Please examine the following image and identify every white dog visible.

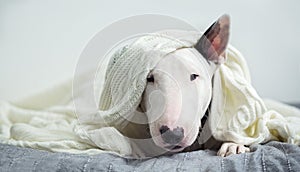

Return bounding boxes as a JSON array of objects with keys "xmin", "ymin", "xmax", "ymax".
[{"xmin": 118, "ymin": 14, "xmax": 250, "ymax": 157}]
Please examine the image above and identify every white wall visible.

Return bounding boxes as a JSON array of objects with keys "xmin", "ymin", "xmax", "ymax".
[{"xmin": 1, "ymin": 0, "xmax": 299, "ymax": 102}]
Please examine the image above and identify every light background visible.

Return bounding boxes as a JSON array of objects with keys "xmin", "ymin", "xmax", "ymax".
[{"xmin": 0, "ymin": 0, "xmax": 299, "ymax": 102}]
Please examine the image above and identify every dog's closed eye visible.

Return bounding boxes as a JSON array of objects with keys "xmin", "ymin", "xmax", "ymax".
[{"xmin": 190, "ymin": 74, "xmax": 199, "ymax": 81}]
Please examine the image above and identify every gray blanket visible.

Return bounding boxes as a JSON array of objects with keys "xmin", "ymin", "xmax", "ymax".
[{"xmin": 0, "ymin": 141, "xmax": 299, "ymax": 172}]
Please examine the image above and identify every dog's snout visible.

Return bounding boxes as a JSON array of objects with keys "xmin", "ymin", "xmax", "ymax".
[{"xmin": 159, "ymin": 125, "xmax": 184, "ymax": 145}]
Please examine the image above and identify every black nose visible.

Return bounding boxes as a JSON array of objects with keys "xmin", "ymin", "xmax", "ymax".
[{"xmin": 159, "ymin": 125, "xmax": 184, "ymax": 145}]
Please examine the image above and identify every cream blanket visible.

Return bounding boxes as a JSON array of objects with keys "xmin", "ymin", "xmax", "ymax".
[{"xmin": 0, "ymin": 31, "xmax": 299, "ymax": 156}]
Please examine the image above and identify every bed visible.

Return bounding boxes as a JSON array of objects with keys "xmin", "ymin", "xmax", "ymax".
[
  {"xmin": 0, "ymin": 104, "xmax": 299, "ymax": 172},
  {"xmin": 1, "ymin": 141, "xmax": 300, "ymax": 171}
]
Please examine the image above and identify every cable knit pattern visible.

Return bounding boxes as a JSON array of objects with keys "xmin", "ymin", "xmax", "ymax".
[{"xmin": 97, "ymin": 33, "xmax": 192, "ymax": 125}]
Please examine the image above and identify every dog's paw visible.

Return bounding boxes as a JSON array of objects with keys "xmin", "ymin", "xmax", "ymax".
[{"xmin": 217, "ymin": 142, "xmax": 250, "ymax": 157}]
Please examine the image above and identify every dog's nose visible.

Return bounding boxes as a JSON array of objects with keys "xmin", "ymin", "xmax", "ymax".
[{"xmin": 159, "ymin": 125, "xmax": 184, "ymax": 145}]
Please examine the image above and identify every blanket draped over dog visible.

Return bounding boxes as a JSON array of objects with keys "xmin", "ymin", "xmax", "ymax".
[{"xmin": 0, "ymin": 31, "xmax": 300, "ymax": 156}]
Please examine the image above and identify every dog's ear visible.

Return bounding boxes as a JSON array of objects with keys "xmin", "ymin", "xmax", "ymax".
[{"xmin": 195, "ymin": 14, "xmax": 230, "ymax": 64}]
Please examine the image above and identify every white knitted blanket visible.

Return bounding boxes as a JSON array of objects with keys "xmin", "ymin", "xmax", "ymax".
[{"xmin": 0, "ymin": 31, "xmax": 299, "ymax": 156}]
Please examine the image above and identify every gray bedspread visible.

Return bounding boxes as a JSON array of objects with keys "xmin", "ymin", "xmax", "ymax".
[{"xmin": 0, "ymin": 141, "xmax": 300, "ymax": 172}]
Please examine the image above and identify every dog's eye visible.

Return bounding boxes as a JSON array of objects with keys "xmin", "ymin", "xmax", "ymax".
[
  {"xmin": 190, "ymin": 74, "xmax": 199, "ymax": 81},
  {"xmin": 147, "ymin": 74, "xmax": 154, "ymax": 82}
]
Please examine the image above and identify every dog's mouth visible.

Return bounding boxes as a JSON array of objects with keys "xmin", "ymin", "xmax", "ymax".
[
  {"xmin": 164, "ymin": 145, "xmax": 184, "ymax": 152},
  {"xmin": 165, "ymin": 145, "xmax": 182, "ymax": 149}
]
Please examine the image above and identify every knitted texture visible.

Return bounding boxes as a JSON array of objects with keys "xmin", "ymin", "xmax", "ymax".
[
  {"xmin": 98, "ymin": 33, "xmax": 193, "ymax": 125},
  {"xmin": 95, "ymin": 31, "xmax": 300, "ymax": 147},
  {"xmin": 0, "ymin": 30, "xmax": 299, "ymax": 157}
]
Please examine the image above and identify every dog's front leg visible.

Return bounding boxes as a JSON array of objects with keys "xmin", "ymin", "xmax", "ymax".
[{"xmin": 217, "ymin": 142, "xmax": 250, "ymax": 157}]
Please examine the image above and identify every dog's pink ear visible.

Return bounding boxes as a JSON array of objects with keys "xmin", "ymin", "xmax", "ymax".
[{"xmin": 195, "ymin": 14, "xmax": 230, "ymax": 64}]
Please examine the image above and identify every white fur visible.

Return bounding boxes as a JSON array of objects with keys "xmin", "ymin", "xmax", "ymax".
[{"xmin": 142, "ymin": 48, "xmax": 212, "ymax": 151}]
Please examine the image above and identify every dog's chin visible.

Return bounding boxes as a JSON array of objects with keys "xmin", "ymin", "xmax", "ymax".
[
  {"xmin": 152, "ymin": 135, "xmax": 197, "ymax": 153},
  {"xmin": 152, "ymin": 138, "xmax": 186, "ymax": 152},
  {"xmin": 163, "ymin": 145, "xmax": 185, "ymax": 152},
  {"xmin": 154, "ymin": 142, "xmax": 189, "ymax": 153}
]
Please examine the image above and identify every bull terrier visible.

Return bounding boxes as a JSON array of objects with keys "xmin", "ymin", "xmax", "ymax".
[{"xmin": 118, "ymin": 14, "xmax": 250, "ymax": 158}]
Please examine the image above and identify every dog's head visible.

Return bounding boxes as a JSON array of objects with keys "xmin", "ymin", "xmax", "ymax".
[{"xmin": 140, "ymin": 15, "xmax": 230, "ymax": 152}]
